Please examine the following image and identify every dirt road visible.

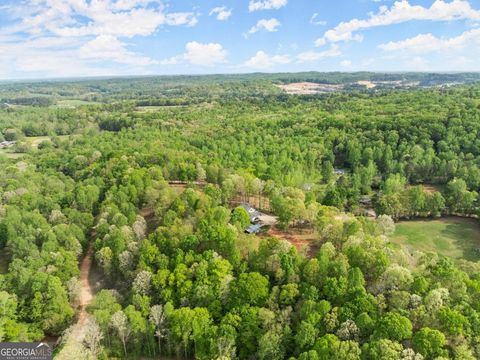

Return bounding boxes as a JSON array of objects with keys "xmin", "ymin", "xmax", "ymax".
[
  {"xmin": 78, "ymin": 244, "xmax": 94, "ymax": 327},
  {"xmin": 55, "ymin": 244, "xmax": 95, "ymax": 359}
]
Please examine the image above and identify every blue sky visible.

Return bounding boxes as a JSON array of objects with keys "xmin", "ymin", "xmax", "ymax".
[{"xmin": 1, "ymin": 0, "xmax": 480, "ymax": 79}]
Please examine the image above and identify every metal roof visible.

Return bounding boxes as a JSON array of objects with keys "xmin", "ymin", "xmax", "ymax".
[{"xmin": 245, "ymin": 224, "xmax": 263, "ymax": 234}]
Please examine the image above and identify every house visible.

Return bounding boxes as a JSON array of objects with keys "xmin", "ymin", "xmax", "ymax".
[{"xmin": 240, "ymin": 203, "xmax": 261, "ymax": 223}]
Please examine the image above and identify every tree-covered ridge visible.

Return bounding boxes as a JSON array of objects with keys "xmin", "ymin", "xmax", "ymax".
[
  {"xmin": 2, "ymin": 72, "xmax": 480, "ymax": 105},
  {"xmin": 0, "ymin": 76, "xmax": 480, "ymax": 359}
]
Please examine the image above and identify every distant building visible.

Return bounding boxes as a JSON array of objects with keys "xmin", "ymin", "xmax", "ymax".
[{"xmin": 0, "ymin": 141, "xmax": 15, "ymax": 149}]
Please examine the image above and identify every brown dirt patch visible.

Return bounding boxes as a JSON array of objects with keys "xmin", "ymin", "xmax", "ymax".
[
  {"xmin": 423, "ymin": 184, "xmax": 439, "ymax": 193},
  {"xmin": 264, "ymin": 226, "xmax": 319, "ymax": 257}
]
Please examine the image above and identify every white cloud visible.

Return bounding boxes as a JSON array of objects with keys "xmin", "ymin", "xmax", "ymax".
[
  {"xmin": 159, "ymin": 56, "xmax": 181, "ymax": 66},
  {"xmin": 340, "ymin": 59, "xmax": 352, "ymax": 67},
  {"xmin": 209, "ymin": 6, "xmax": 233, "ymax": 21},
  {"xmin": 315, "ymin": 0, "xmax": 480, "ymax": 46},
  {"xmin": 161, "ymin": 42, "xmax": 228, "ymax": 67},
  {"xmin": 79, "ymin": 35, "xmax": 157, "ymax": 66},
  {"xmin": 15, "ymin": 0, "xmax": 198, "ymax": 38},
  {"xmin": 0, "ymin": 0, "xmax": 202, "ymax": 78},
  {"xmin": 247, "ymin": 18, "xmax": 281, "ymax": 35},
  {"xmin": 310, "ymin": 13, "xmax": 327, "ymax": 26},
  {"xmin": 249, "ymin": 0, "xmax": 287, "ymax": 12},
  {"xmin": 244, "ymin": 51, "xmax": 290, "ymax": 69},
  {"xmin": 379, "ymin": 28, "xmax": 480, "ymax": 53},
  {"xmin": 296, "ymin": 45, "xmax": 342, "ymax": 62},
  {"xmin": 184, "ymin": 42, "xmax": 227, "ymax": 66},
  {"xmin": 0, "ymin": 35, "xmax": 134, "ymax": 78}
]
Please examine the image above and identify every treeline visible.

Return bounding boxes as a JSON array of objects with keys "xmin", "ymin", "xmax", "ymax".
[
  {"xmin": 136, "ymin": 98, "xmax": 200, "ymax": 107},
  {"xmin": 1, "ymin": 96, "xmax": 55, "ymax": 107},
  {"xmin": 0, "ymin": 106, "xmax": 94, "ymax": 139}
]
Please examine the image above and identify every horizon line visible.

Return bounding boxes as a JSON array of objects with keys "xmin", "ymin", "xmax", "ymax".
[{"xmin": 2, "ymin": 70, "xmax": 480, "ymax": 84}]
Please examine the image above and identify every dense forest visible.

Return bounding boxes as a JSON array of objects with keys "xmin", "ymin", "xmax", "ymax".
[{"xmin": 1, "ymin": 74, "xmax": 480, "ymax": 359}]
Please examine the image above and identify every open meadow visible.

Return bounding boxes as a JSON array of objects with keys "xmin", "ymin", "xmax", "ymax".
[{"xmin": 391, "ymin": 217, "xmax": 480, "ymax": 262}]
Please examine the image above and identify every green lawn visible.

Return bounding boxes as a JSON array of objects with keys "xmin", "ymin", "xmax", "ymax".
[{"xmin": 391, "ymin": 217, "xmax": 480, "ymax": 262}]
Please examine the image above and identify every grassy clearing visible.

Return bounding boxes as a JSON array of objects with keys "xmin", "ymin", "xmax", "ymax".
[
  {"xmin": 0, "ymin": 148, "xmax": 24, "ymax": 159},
  {"xmin": 391, "ymin": 217, "xmax": 480, "ymax": 262},
  {"xmin": 26, "ymin": 134, "xmax": 74, "ymax": 148},
  {"xmin": 135, "ymin": 105, "xmax": 188, "ymax": 113},
  {"xmin": 26, "ymin": 135, "xmax": 52, "ymax": 148},
  {"xmin": 54, "ymin": 99, "xmax": 101, "ymax": 108},
  {"xmin": 0, "ymin": 135, "xmax": 76, "ymax": 158}
]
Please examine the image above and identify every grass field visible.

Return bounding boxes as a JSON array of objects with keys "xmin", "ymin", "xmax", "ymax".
[
  {"xmin": 25, "ymin": 134, "xmax": 74, "ymax": 148},
  {"xmin": 0, "ymin": 148, "xmax": 24, "ymax": 159},
  {"xmin": 54, "ymin": 99, "xmax": 100, "ymax": 108},
  {"xmin": 391, "ymin": 217, "xmax": 480, "ymax": 262}
]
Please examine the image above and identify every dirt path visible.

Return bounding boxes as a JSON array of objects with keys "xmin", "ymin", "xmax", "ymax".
[
  {"xmin": 55, "ymin": 245, "xmax": 95, "ymax": 359},
  {"xmin": 78, "ymin": 244, "xmax": 94, "ymax": 327}
]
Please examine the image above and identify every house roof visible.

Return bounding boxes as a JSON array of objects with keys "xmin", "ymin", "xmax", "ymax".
[
  {"xmin": 245, "ymin": 224, "xmax": 263, "ymax": 234},
  {"xmin": 240, "ymin": 203, "xmax": 261, "ymax": 220}
]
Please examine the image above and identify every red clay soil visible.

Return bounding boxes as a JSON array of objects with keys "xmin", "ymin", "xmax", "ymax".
[{"xmin": 265, "ymin": 227, "xmax": 319, "ymax": 257}]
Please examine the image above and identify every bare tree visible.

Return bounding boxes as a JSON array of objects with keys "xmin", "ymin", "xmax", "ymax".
[
  {"xmin": 149, "ymin": 305, "xmax": 167, "ymax": 358},
  {"xmin": 132, "ymin": 270, "xmax": 152, "ymax": 295},
  {"xmin": 132, "ymin": 215, "xmax": 147, "ymax": 241},
  {"xmin": 66, "ymin": 277, "xmax": 81, "ymax": 310},
  {"xmin": 84, "ymin": 319, "xmax": 104, "ymax": 358},
  {"xmin": 216, "ymin": 336, "xmax": 236, "ymax": 360},
  {"xmin": 110, "ymin": 310, "xmax": 131, "ymax": 356}
]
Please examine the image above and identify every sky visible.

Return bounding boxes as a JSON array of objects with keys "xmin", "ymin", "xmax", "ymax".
[{"xmin": 1, "ymin": 0, "xmax": 480, "ymax": 79}]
